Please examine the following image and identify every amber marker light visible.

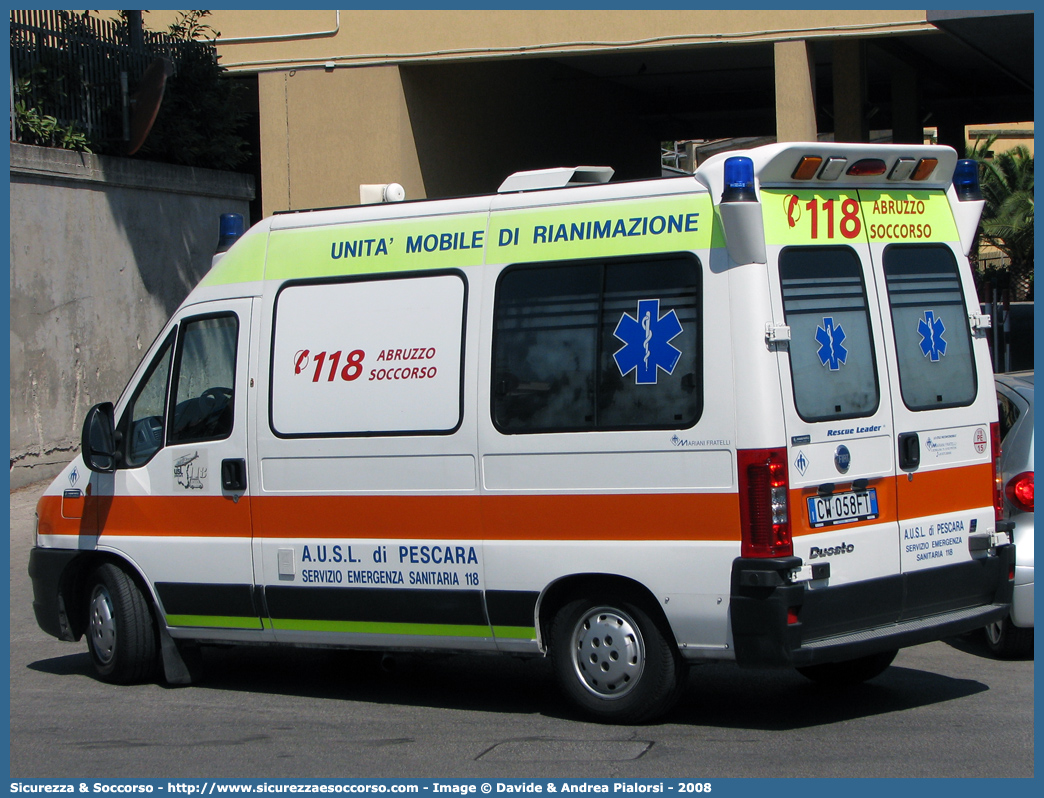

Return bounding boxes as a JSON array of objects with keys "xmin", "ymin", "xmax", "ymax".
[
  {"xmin": 911, "ymin": 158, "xmax": 939, "ymax": 181},
  {"xmin": 791, "ymin": 156, "xmax": 823, "ymax": 180}
]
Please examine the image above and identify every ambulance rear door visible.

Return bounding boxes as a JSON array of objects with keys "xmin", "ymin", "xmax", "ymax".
[
  {"xmin": 761, "ymin": 188, "xmax": 903, "ymax": 603},
  {"xmin": 860, "ymin": 187, "xmax": 996, "ymax": 576}
]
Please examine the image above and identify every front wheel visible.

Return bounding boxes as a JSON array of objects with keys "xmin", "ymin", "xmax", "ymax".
[
  {"xmin": 796, "ymin": 649, "xmax": 897, "ymax": 686},
  {"xmin": 85, "ymin": 563, "xmax": 158, "ymax": 683},
  {"xmin": 549, "ymin": 596, "xmax": 686, "ymax": 723}
]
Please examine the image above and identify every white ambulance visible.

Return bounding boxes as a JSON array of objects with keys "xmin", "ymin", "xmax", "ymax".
[{"xmin": 31, "ymin": 142, "xmax": 1015, "ymax": 723}]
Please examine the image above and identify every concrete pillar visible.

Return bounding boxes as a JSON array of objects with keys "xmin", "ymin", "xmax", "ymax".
[
  {"xmin": 774, "ymin": 40, "xmax": 818, "ymax": 142},
  {"xmin": 891, "ymin": 63, "xmax": 921, "ymax": 144},
  {"xmin": 833, "ymin": 40, "xmax": 868, "ymax": 142}
]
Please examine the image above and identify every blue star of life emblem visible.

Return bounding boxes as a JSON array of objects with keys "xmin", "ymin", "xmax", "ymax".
[
  {"xmin": 815, "ymin": 316, "xmax": 848, "ymax": 371},
  {"xmin": 612, "ymin": 299, "xmax": 684, "ymax": 384},
  {"xmin": 918, "ymin": 310, "xmax": 947, "ymax": 361}
]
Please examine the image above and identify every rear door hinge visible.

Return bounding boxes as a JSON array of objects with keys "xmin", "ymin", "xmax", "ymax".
[{"xmin": 765, "ymin": 322, "xmax": 791, "ymax": 343}]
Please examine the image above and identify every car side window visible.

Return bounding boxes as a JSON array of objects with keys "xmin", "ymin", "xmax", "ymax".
[{"xmin": 997, "ymin": 392, "xmax": 1020, "ymax": 441}]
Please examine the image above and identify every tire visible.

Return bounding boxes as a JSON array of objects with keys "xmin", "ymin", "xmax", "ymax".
[
  {"xmin": 984, "ymin": 616, "xmax": 1034, "ymax": 659},
  {"xmin": 549, "ymin": 596, "xmax": 686, "ymax": 724},
  {"xmin": 797, "ymin": 649, "xmax": 897, "ymax": 686},
  {"xmin": 85, "ymin": 563, "xmax": 158, "ymax": 684}
]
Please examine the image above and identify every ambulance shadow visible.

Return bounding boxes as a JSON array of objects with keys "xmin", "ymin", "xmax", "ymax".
[
  {"xmin": 943, "ymin": 630, "xmax": 1034, "ymax": 661},
  {"xmin": 178, "ymin": 645, "xmax": 564, "ymax": 717},
  {"xmin": 28, "ymin": 645, "xmax": 988, "ymax": 729},
  {"xmin": 667, "ymin": 660, "xmax": 988, "ymax": 730},
  {"xmin": 28, "ymin": 645, "xmax": 559, "ymax": 715},
  {"xmin": 28, "ymin": 651, "xmax": 94, "ymax": 677}
]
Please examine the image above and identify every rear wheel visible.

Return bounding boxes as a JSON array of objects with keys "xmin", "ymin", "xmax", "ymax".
[
  {"xmin": 85, "ymin": 563, "xmax": 158, "ymax": 683},
  {"xmin": 984, "ymin": 616, "xmax": 1034, "ymax": 658},
  {"xmin": 549, "ymin": 596, "xmax": 686, "ymax": 723},
  {"xmin": 797, "ymin": 649, "xmax": 897, "ymax": 686}
]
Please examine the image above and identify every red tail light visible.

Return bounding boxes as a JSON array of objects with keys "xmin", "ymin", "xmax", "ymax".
[
  {"xmin": 737, "ymin": 447, "xmax": 792, "ymax": 558},
  {"xmin": 1005, "ymin": 471, "xmax": 1034, "ymax": 512},
  {"xmin": 991, "ymin": 422, "xmax": 1004, "ymax": 522}
]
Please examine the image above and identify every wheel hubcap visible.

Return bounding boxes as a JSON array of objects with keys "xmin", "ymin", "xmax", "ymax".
[
  {"xmin": 89, "ymin": 584, "xmax": 116, "ymax": 665},
  {"xmin": 985, "ymin": 620, "xmax": 1004, "ymax": 646},
  {"xmin": 571, "ymin": 607, "xmax": 644, "ymax": 699}
]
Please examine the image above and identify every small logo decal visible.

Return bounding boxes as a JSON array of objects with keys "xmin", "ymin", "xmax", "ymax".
[
  {"xmin": 816, "ymin": 317, "xmax": 848, "ymax": 370},
  {"xmin": 173, "ymin": 451, "xmax": 207, "ymax": 490},
  {"xmin": 794, "ymin": 451, "xmax": 809, "ymax": 476},
  {"xmin": 613, "ymin": 299, "xmax": 684, "ymax": 385},
  {"xmin": 973, "ymin": 427, "xmax": 988, "ymax": 454},
  {"xmin": 68, "ymin": 467, "xmax": 79, "ymax": 487},
  {"xmin": 918, "ymin": 310, "xmax": 947, "ymax": 361},
  {"xmin": 834, "ymin": 445, "xmax": 851, "ymax": 474}
]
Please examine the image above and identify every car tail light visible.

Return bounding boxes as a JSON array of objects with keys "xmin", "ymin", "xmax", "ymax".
[
  {"xmin": 737, "ymin": 447, "xmax": 792, "ymax": 558},
  {"xmin": 1005, "ymin": 471, "xmax": 1034, "ymax": 512},
  {"xmin": 991, "ymin": 422, "xmax": 1004, "ymax": 522}
]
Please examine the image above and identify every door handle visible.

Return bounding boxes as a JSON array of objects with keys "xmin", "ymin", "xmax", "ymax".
[
  {"xmin": 898, "ymin": 432, "xmax": 920, "ymax": 472},
  {"xmin": 221, "ymin": 458, "xmax": 247, "ymax": 491}
]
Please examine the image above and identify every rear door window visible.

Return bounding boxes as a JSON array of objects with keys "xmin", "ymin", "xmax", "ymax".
[
  {"xmin": 882, "ymin": 244, "xmax": 976, "ymax": 410},
  {"xmin": 779, "ymin": 246, "xmax": 879, "ymax": 422}
]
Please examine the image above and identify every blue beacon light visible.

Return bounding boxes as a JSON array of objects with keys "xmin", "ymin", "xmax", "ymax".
[
  {"xmin": 217, "ymin": 212, "xmax": 246, "ymax": 253},
  {"xmin": 722, "ymin": 156, "xmax": 757, "ymax": 202},
  {"xmin": 952, "ymin": 159, "xmax": 983, "ymax": 202}
]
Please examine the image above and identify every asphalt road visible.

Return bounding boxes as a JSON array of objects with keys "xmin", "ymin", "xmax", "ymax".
[{"xmin": 9, "ymin": 480, "xmax": 1034, "ymax": 779}]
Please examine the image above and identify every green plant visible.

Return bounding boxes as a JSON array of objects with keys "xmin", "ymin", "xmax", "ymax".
[
  {"xmin": 966, "ymin": 135, "xmax": 1034, "ymax": 296},
  {"xmin": 12, "ymin": 72, "xmax": 92, "ymax": 152}
]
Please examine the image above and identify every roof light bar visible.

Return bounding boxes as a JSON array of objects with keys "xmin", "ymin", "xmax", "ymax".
[
  {"xmin": 791, "ymin": 156, "xmax": 823, "ymax": 180},
  {"xmin": 847, "ymin": 159, "xmax": 887, "ymax": 177}
]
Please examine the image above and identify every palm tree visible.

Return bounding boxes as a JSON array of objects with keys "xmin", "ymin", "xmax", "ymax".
[{"xmin": 966, "ymin": 135, "xmax": 1034, "ymax": 297}]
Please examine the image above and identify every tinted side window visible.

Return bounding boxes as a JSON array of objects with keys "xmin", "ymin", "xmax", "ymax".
[
  {"xmin": 493, "ymin": 254, "xmax": 701, "ymax": 433},
  {"xmin": 779, "ymin": 246, "xmax": 879, "ymax": 422},
  {"xmin": 168, "ymin": 314, "xmax": 238, "ymax": 445},
  {"xmin": 883, "ymin": 245, "xmax": 976, "ymax": 410}
]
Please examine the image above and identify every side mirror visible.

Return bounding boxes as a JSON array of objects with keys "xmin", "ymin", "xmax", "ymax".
[{"xmin": 81, "ymin": 402, "xmax": 119, "ymax": 473}]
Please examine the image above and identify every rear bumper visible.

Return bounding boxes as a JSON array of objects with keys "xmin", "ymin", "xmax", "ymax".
[{"xmin": 730, "ymin": 545, "xmax": 1015, "ymax": 668}]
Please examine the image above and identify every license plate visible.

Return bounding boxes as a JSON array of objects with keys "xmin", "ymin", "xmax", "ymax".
[{"xmin": 807, "ymin": 489, "xmax": 879, "ymax": 528}]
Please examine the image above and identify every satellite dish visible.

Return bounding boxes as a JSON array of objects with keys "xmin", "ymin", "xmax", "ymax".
[{"xmin": 127, "ymin": 57, "xmax": 174, "ymax": 155}]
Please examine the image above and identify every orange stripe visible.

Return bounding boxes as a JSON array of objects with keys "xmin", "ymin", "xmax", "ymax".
[
  {"xmin": 39, "ymin": 492, "xmax": 740, "ymax": 542},
  {"xmin": 37, "ymin": 494, "xmax": 252, "ymax": 538},
  {"xmin": 896, "ymin": 462, "xmax": 993, "ymax": 519}
]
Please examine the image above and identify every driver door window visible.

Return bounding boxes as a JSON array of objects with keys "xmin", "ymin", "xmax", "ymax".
[
  {"xmin": 168, "ymin": 314, "xmax": 239, "ymax": 445},
  {"xmin": 124, "ymin": 331, "xmax": 175, "ymax": 467}
]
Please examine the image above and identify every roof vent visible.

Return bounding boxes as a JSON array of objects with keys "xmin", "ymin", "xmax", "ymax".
[{"xmin": 497, "ymin": 166, "xmax": 614, "ymax": 193}]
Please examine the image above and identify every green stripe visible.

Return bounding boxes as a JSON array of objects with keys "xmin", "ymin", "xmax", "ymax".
[
  {"xmin": 166, "ymin": 614, "xmax": 263, "ymax": 629},
  {"xmin": 198, "ymin": 228, "xmax": 268, "ymax": 287},
  {"xmin": 168, "ymin": 615, "xmax": 534, "ymax": 640},
  {"xmin": 492, "ymin": 626, "xmax": 536, "ymax": 640},
  {"xmin": 271, "ymin": 619, "xmax": 492, "ymax": 637}
]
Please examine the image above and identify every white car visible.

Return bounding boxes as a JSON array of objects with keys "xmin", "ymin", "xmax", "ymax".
[{"xmin": 988, "ymin": 371, "xmax": 1034, "ymax": 657}]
